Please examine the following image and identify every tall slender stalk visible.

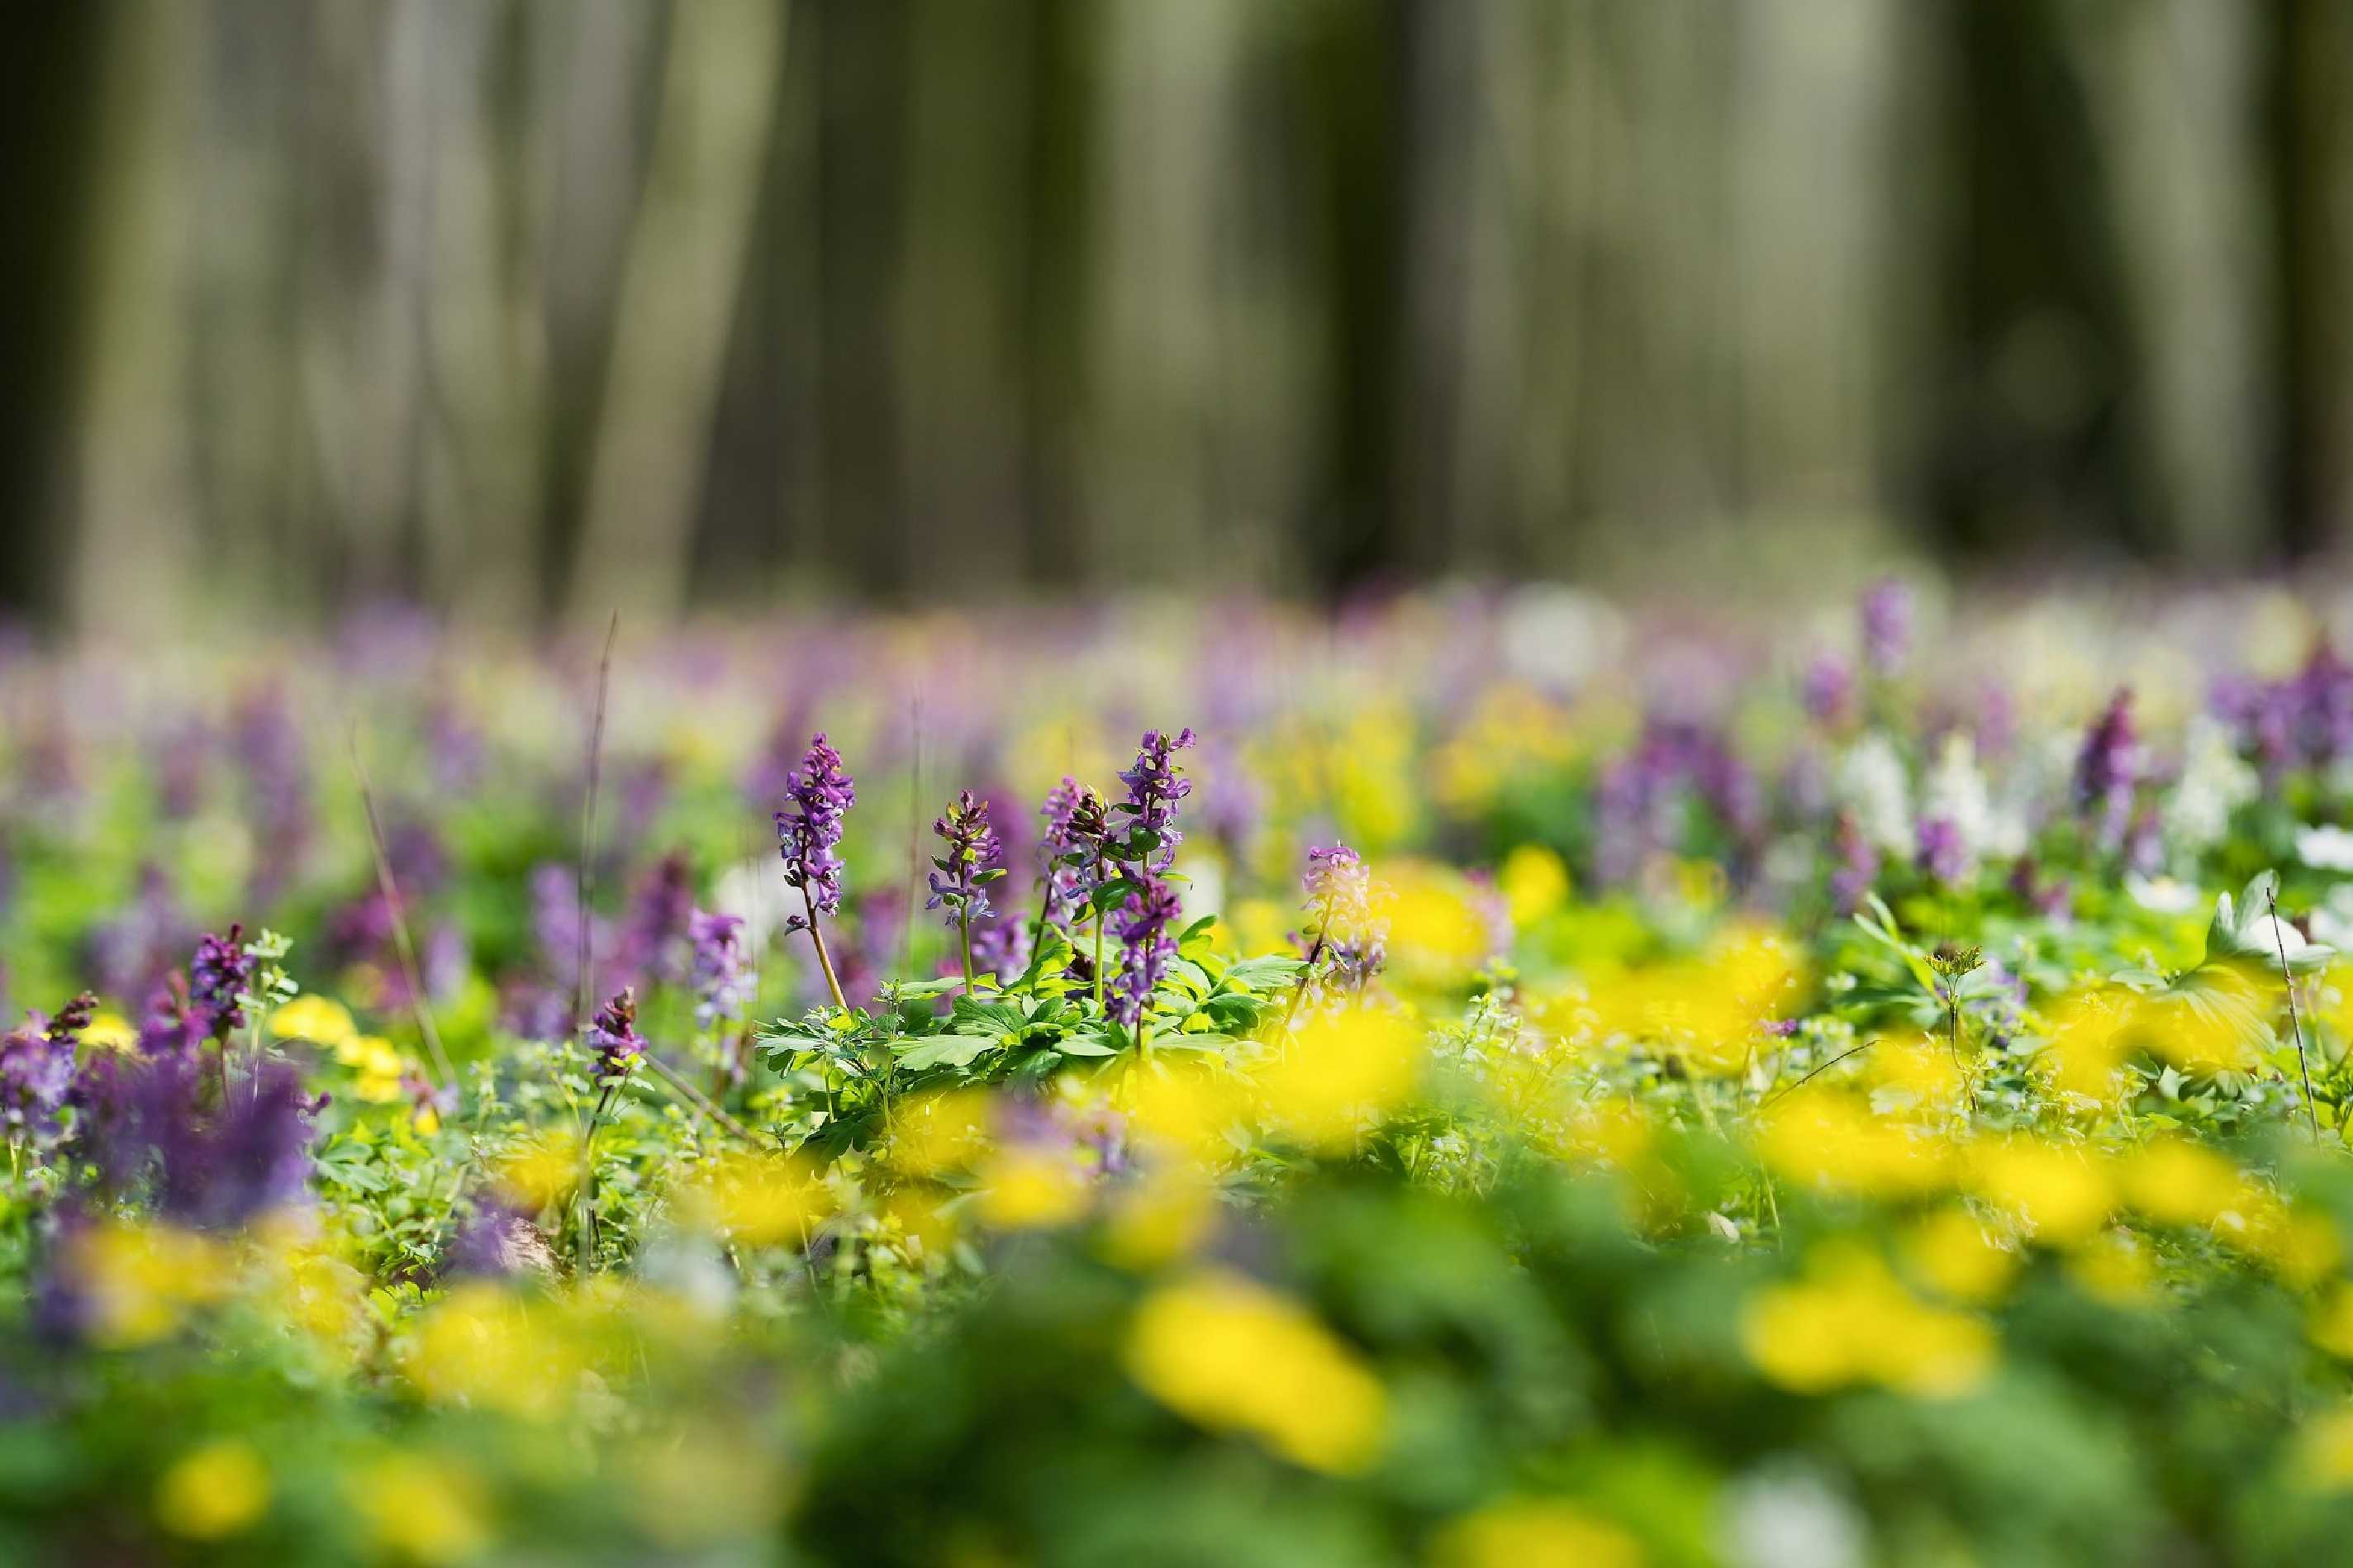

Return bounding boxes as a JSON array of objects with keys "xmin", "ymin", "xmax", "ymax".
[
  {"xmin": 576, "ymin": 612, "xmax": 620, "ymax": 1033},
  {"xmin": 2269, "ymin": 885, "xmax": 2323, "ymax": 1143}
]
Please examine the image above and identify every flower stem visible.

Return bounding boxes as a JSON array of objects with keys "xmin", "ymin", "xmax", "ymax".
[
  {"xmin": 802, "ymin": 889, "xmax": 849, "ymax": 1012},
  {"xmin": 2269, "ymin": 885, "xmax": 2323, "ymax": 1144}
]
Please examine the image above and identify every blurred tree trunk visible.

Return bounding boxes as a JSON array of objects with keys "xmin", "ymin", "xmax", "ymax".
[
  {"xmin": 2265, "ymin": 0, "xmax": 2353, "ymax": 558},
  {"xmin": 568, "ymin": 0, "xmax": 782, "ymax": 622}
]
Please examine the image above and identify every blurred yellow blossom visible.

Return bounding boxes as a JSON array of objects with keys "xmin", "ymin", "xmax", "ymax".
[
  {"xmin": 1255, "ymin": 1007, "xmax": 1421, "ymax": 1152},
  {"xmin": 81, "ymin": 1010, "xmax": 138, "ymax": 1050},
  {"xmin": 677, "ymin": 1151, "xmax": 831, "ymax": 1247},
  {"xmin": 156, "ymin": 1440, "xmax": 270, "ymax": 1540},
  {"xmin": 404, "ymin": 1283, "xmax": 582, "ymax": 1422},
  {"xmin": 1100, "ymin": 1169, "xmax": 1218, "ymax": 1271},
  {"xmin": 2120, "ymin": 1138, "xmax": 2246, "ymax": 1228},
  {"xmin": 494, "ymin": 1131, "xmax": 584, "ymax": 1211},
  {"xmin": 271, "ymin": 994, "xmax": 358, "ymax": 1048},
  {"xmin": 345, "ymin": 1453, "xmax": 490, "ymax": 1564},
  {"xmin": 888, "ymin": 1088, "xmax": 994, "ymax": 1177},
  {"xmin": 1902, "ymin": 1207, "xmax": 2018, "ymax": 1304},
  {"xmin": 1743, "ymin": 1244, "xmax": 1994, "ymax": 1398},
  {"xmin": 2295, "ymin": 1406, "xmax": 2353, "ymax": 1492},
  {"xmin": 69, "ymin": 1220, "xmax": 231, "ymax": 1348},
  {"xmin": 2068, "ymin": 1231, "xmax": 2156, "ymax": 1306},
  {"xmin": 1125, "ymin": 1269, "xmax": 1387, "ymax": 1474},
  {"xmin": 976, "ymin": 1147, "xmax": 1091, "ymax": 1230},
  {"xmin": 1497, "ymin": 844, "xmax": 1571, "ymax": 929},
  {"xmin": 1757, "ymin": 1087, "xmax": 1949, "ymax": 1199},
  {"xmin": 1969, "ymin": 1138, "xmax": 2113, "ymax": 1245},
  {"xmin": 1432, "ymin": 1499, "xmax": 1644, "ymax": 1568}
]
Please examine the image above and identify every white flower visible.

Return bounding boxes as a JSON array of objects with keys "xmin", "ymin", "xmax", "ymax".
[
  {"xmin": 1833, "ymin": 733, "xmax": 1913, "ymax": 857},
  {"xmin": 2169, "ymin": 716, "xmax": 2256, "ymax": 858},
  {"xmin": 2298, "ymin": 824, "xmax": 2353, "ymax": 873},
  {"xmin": 1918, "ymin": 734, "xmax": 1992, "ymax": 877},
  {"xmin": 2127, "ymin": 875, "xmax": 2201, "ymax": 915}
]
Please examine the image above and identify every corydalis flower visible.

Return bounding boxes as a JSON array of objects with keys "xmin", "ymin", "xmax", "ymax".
[
  {"xmin": 2075, "ymin": 688, "xmax": 2140, "ymax": 853},
  {"xmin": 188, "ymin": 926, "xmax": 251, "ymax": 1038},
  {"xmin": 1114, "ymin": 729, "xmax": 1196, "ymax": 874},
  {"xmin": 688, "ymin": 910, "xmax": 749, "ymax": 1029},
  {"xmin": 774, "ymin": 734, "xmax": 855, "ymax": 931},
  {"xmin": 927, "ymin": 791, "xmax": 1005, "ymax": 927},
  {"xmin": 1860, "ymin": 577, "xmax": 1913, "ymax": 678},
  {"xmin": 1304, "ymin": 844, "xmax": 1386, "ymax": 986},
  {"xmin": 0, "ymin": 991, "xmax": 93, "ymax": 1137},
  {"xmin": 1038, "ymin": 777, "xmax": 1110, "ymax": 930},
  {"xmin": 1110, "ymin": 876, "xmax": 1183, "ymax": 1026},
  {"xmin": 585, "ymin": 988, "xmax": 643, "ymax": 1087}
]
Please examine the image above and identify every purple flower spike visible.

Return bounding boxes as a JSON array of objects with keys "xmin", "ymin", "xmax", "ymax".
[
  {"xmin": 1038, "ymin": 777, "xmax": 1110, "ymax": 931},
  {"xmin": 1110, "ymin": 876, "xmax": 1184, "ymax": 1025},
  {"xmin": 188, "ymin": 926, "xmax": 253, "ymax": 1038},
  {"xmin": 1114, "ymin": 728, "xmax": 1196, "ymax": 873},
  {"xmin": 927, "ymin": 791, "xmax": 1005, "ymax": 928},
  {"xmin": 2074, "ymin": 688, "xmax": 2140, "ymax": 853},
  {"xmin": 1859, "ymin": 577, "xmax": 1913, "ymax": 679},
  {"xmin": 585, "ymin": 988, "xmax": 643, "ymax": 1087},
  {"xmin": 688, "ymin": 910, "xmax": 749, "ymax": 1029},
  {"xmin": 774, "ymin": 734, "xmax": 855, "ymax": 930}
]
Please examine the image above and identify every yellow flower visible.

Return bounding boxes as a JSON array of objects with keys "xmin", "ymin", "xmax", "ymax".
[
  {"xmin": 1497, "ymin": 845, "xmax": 1571, "ymax": 930},
  {"xmin": 1743, "ymin": 1245, "xmax": 1994, "ymax": 1399},
  {"xmin": 1125, "ymin": 1270, "xmax": 1387, "ymax": 1474},
  {"xmin": 1121, "ymin": 1066, "xmax": 1248, "ymax": 1167},
  {"xmin": 1432, "ymin": 1499, "xmax": 1644, "ymax": 1568},
  {"xmin": 677, "ymin": 1151, "xmax": 831, "ymax": 1248},
  {"xmin": 1757, "ymin": 1088, "xmax": 1949, "ymax": 1199},
  {"xmin": 1254, "ymin": 1008, "xmax": 1421, "ymax": 1152},
  {"xmin": 887, "ymin": 1088, "xmax": 993, "ymax": 1177},
  {"xmin": 493, "ymin": 1131, "xmax": 583, "ymax": 1211},
  {"xmin": 404, "ymin": 1283, "xmax": 580, "ymax": 1421},
  {"xmin": 81, "ymin": 1010, "xmax": 138, "ymax": 1051},
  {"xmin": 1902, "ymin": 1208, "xmax": 2018, "ymax": 1304},
  {"xmin": 1100, "ymin": 1169, "xmax": 1218, "ymax": 1271},
  {"xmin": 271, "ymin": 994, "xmax": 358, "ymax": 1049},
  {"xmin": 70, "ymin": 1220, "xmax": 231, "ymax": 1348},
  {"xmin": 2120, "ymin": 1138, "xmax": 2245, "ymax": 1228},
  {"xmin": 345, "ymin": 1454, "xmax": 490, "ymax": 1564},
  {"xmin": 156, "ymin": 1440, "xmax": 270, "ymax": 1540},
  {"xmin": 976, "ymin": 1147, "xmax": 1091, "ymax": 1231},
  {"xmin": 2068, "ymin": 1231, "xmax": 2155, "ymax": 1307},
  {"xmin": 2296, "ymin": 1406, "xmax": 2353, "ymax": 1492},
  {"xmin": 1969, "ymin": 1138, "xmax": 2113, "ymax": 1246},
  {"xmin": 2309, "ymin": 1285, "xmax": 2353, "ymax": 1360}
]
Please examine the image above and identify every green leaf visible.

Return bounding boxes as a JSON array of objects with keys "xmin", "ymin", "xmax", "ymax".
[
  {"xmin": 1220, "ymin": 955, "xmax": 1307, "ymax": 994},
  {"xmin": 1054, "ymin": 1035, "xmax": 1119, "ymax": 1057},
  {"xmin": 891, "ymin": 1034, "xmax": 999, "ymax": 1071}
]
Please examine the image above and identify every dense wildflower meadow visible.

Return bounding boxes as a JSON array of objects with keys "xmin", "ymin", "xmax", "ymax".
[{"xmin": 16, "ymin": 582, "xmax": 2353, "ymax": 1564}]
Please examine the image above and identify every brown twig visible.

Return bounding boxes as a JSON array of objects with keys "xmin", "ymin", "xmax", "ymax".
[{"xmin": 347, "ymin": 730, "xmax": 456, "ymax": 1089}]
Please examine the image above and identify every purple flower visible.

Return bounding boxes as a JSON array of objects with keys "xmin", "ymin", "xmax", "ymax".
[
  {"xmin": 0, "ymin": 992, "xmax": 91, "ymax": 1138},
  {"xmin": 188, "ymin": 926, "xmax": 252, "ymax": 1038},
  {"xmin": 1038, "ymin": 777, "xmax": 1110, "ymax": 931},
  {"xmin": 1860, "ymin": 577, "xmax": 1913, "ymax": 678},
  {"xmin": 968, "ymin": 917, "xmax": 1032, "ymax": 981},
  {"xmin": 1303, "ymin": 843, "xmax": 1388, "ymax": 986},
  {"xmin": 927, "ymin": 791, "xmax": 1005, "ymax": 927},
  {"xmin": 624, "ymin": 852, "xmax": 696, "ymax": 988},
  {"xmin": 774, "ymin": 734, "xmax": 855, "ymax": 929},
  {"xmin": 1916, "ymin": 817, "xmax": 1968, "ymax": 889},
  {"xmin": 2074, "ymin": 688, "xmax": 2140, "ymax": 853},
  {"xmin": 1801, "ymin": 655, "xmax": 1853, "ymax": 725},
  {"xmin": 1109, "ymin": 876, "xmax": 1183, "ymax": 1026},
  {"xmin": 1113, "ymin": 728, "xmax": 1196, "ymax": 874},
  {"xmin": 74, "ymin": 1053, "xmax": 325, "ymax": 1228},
  {"xmin": 585, "ymin": 988, "xmax": 643, "ymax": 1087},
  {"xmin": 688, "ymin": 910, "xmax": 749, "ymax": 1029},
  {"xmin": 1828, "ymin": 812, "xmax": 1879, "ymax": 915}
]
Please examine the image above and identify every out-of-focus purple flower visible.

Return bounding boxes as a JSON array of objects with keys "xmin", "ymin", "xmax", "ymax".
[
  {"xmin": 927, "ymin": 791, "xmax": 1005, "ymax": 928},
  {"xmin": 87, "ymin": 862, "xmax": 187, "ymax": 1005},
  {"xmin": 74, "ymin": 1053, "xmax": 325, "ymax": 1228},
  {"xmin": 1595, "ymin": 719, "xmax": 1761, "ymax": 886},
  {"xmin": 0, "ymin": 992, "xmax": 91, "ymax": 1138},
  {"xmin": 774, "ymin": 734, "xmax": 855, "ymax": 929},
  {"xmin": 188, "ymin": 926, "xmax": 252, "ymax": 1038},
  {"xmin": 1038, "ymin": 777, "xmax": 1110, "ymax": 931},
  {"xmin": 150, "ymin": 717, "xmax": 212, "ymax": 821},
  {"xmin": 231, "ymin": 685, "xmax": 312, "ymax": 907},
  {"xmin": 585, "ymin": 988, "xmax": 643, "ymax": 1088},
  {"xmin": 2008, "ymin": 856, "xmax": 2074, "ymax": 919},
  {"xmin": 969, "ymin": 917, "xmax": 1032, "ymax": 981},
  {"xmin": 688, "ymin": 910, "xmax": 749, "ymax": 1029},
  {"xmin": 624, "ymin": 852, "xmax": 696, "ymax": 988},
  {"xmin": 1860, "ymin": 577, "xmax": 1913, "ymax": 679},
  {"xmin": 2074, "ymin": 687, "xmax": 2140, "ymax": 853},
  {"xmin": 136, "ymin": 982, "xmax": 197, "ymax": 1062},
  {"xmin": 1828, "ymin": 812, "xmax": 1879, "ymax": 915},
  {"xmin": 1109, "ymin": 876, "xmax": 1183, "ymax": 1026},
  {"xmin": 1114, "ymin": 729, "xmax": 1196, "ymax": 874},
  {"xmin": 1302, "ymin": 843, "xmax": 1388, "ymax": 985},
  {"xmin": 1916, "ymin": 816, "xmax": 1969, "ymax": 888},
  {"xmin": 444, "ymin": 1198, "xmax": 553, "ymax": 1281},
  {"xmin": 1801, "ymin": 655, "xmax": 1852, "ymax": 725}
]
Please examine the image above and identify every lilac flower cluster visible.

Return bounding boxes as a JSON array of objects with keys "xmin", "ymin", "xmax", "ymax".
[
  {"xmin": 1594, "ymin": 720, "xmax": 1761, "ymax": 886},
  {"xmin": 1113, "ymin": 728, "xmax": 1195, "ymax": 873},
  {"xmin": 1109, "ymin": 877, "xmax": 1183, "ymax": 1026},
  {"xmin": 2074, "ymin": 687, "xmax": 2141, "ymax": 853},
  {"xmin": 1860, "ymin": 577, "xmax": 1913, "ymax": 678},
  {"xmin": 585, "ymin": 988, "xmax": 643, "ymax": 1087},
  {"xmin": 1037, "ymin": 777, "xmax": 1110, "ymax": 930},
  {"xmin": 1828, "ymin": 811, "xmax": 1879, "ymax": 914},
  {"xmin": 2214, "ymin": 642, "xmax": 2353, "ymax": 780},
  {"xmin": 1303, "ymin": 843, "xmax": 1386, "ymax": 986},
  {"xmin": 0, "ymin": 992, "xmax": 93, "ymax": 1138},
  {"xmin": 927, "ymin": 791, "xmax": 1005, "ymax": 927},
  {"xmin": 775, "ymin": 734, "xmax": 855, "ymax": 930},
  {"xmin": 688, "ymin": 910, "xmax": 749, "ymax": 1029},
  {"xmin": 188, "ymin": 925, "xmax": 252, "ymax": 1038},
  {"xmin": 624, "ymin": 853, "xmax": 696, "ymax": 988}
]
